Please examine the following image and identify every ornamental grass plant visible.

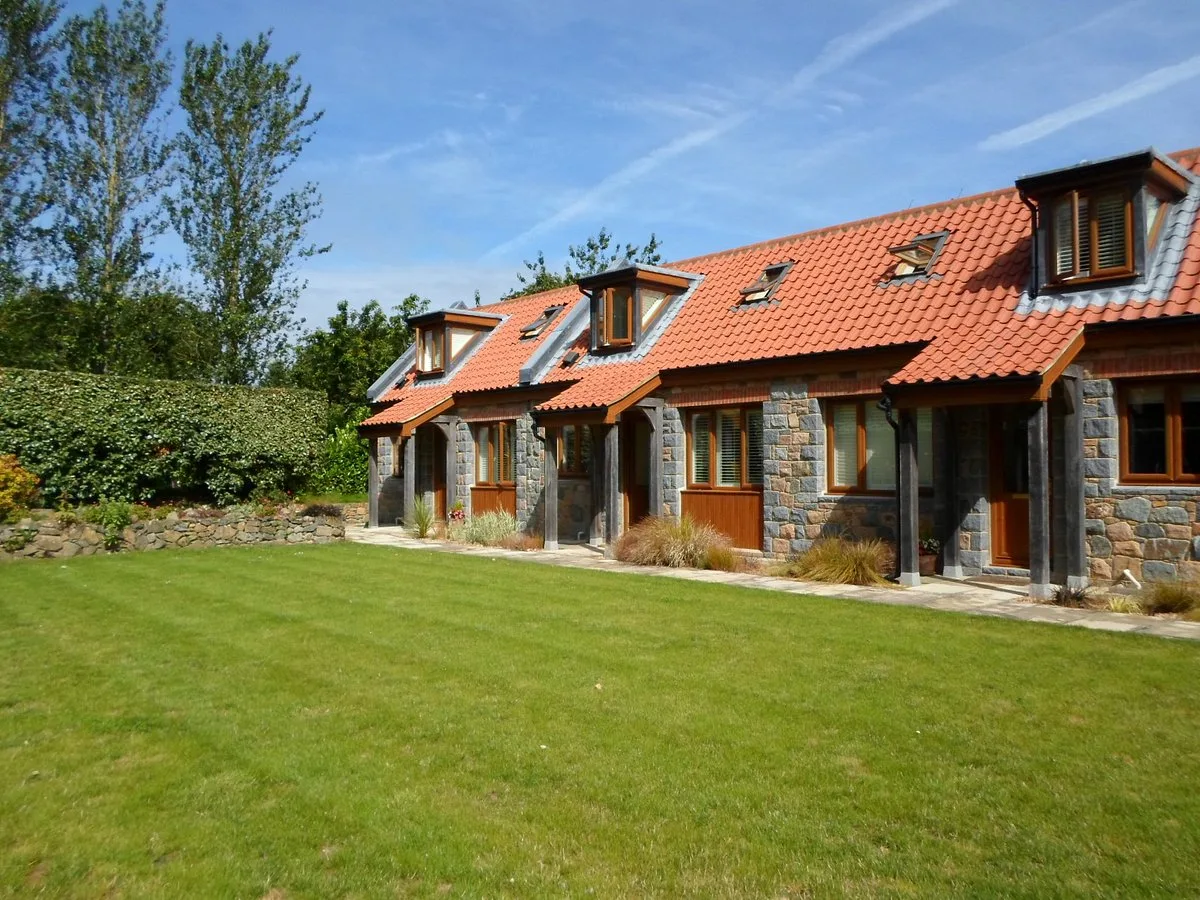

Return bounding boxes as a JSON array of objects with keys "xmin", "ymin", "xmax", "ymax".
[
  {"xmin": 613, "ymin": 515, "xmax": 737, "ymax": 570},
  {"xmin": 773, "ymin": 536, "xmax": 891, "ymax": 586}
]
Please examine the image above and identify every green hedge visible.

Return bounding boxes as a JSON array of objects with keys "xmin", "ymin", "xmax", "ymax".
[{"xmin": 0, "ymin": 368, "xmax": 326, "ymax": 504}]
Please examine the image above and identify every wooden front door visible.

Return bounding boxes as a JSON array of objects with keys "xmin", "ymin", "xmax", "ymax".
[
  {"xmin": 431, "ymin": 429, "xmax": 447, "ymax": 519},
  {"xmin": 990, "ymin": 406, "xmax": 1030, "ymax": 568},
  {"xmin": 622, "ymin": 416, "xmax": 651, "ymax": 527}
]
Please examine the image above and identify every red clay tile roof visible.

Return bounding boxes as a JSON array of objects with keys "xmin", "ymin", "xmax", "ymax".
[{"xmin": 364, "ymin": 147, "xmax": 1200, "ymax": 427}]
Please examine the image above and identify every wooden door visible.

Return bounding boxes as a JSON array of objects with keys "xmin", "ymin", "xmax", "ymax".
[
  {"xmin": 622, "ymin": 417, "xmax": 651, "ymax": 527},
  {"xmin": 990, "ymin": 407, "xmax": 1030, "ymax": 568},
  {"xmin": 431, "ymin": 429, "xmax": 447, "ymax": 519}
]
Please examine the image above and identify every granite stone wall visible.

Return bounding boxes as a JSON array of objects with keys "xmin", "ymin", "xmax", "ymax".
[
  {"xmin": 1, "ymin": 511, "xmax": 344, "ymax": 561},
  {"xmin": 1079, "ymin": 374, "xmax": 1200, "ymax": 583}
]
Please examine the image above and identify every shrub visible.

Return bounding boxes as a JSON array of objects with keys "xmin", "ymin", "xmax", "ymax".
[
  {"xmin": 82, "ymin": 499, "xmax": 134, "ymax": 551},
  {"xmin": 410, "ymin": 496, "xmax": 435, "ymax": 538},
  {"xmin": 773, "ymin": 537, "xmax": 890, "ymax": 586},
  {"xmin": 0, "ymin": 454, "xmax": 40, "ymax": 522},
  {"xmin": 1141, "ymin": 581, "xmax": 1200, "ymax": 616},
  {"xmin": 448, "ymin": 511, "xmax": 518, "ymax": 546},
  {"xmin": 614, "ymin": 515, "xmax": 732, "ymax": 569},
  {"xmin": 499, "ymin": 532, "xmax": 543, "ymax": 551},
  {"xmin": 309, "ymin": 421, "xmax": 369, "ymax": 496},
  {"xmin": 1050, "ymin": 583, "xmax": 1093, "ymax": 608},
  {"xmin": 1105, "ymin": 595, "xmax": 1143, "ymax": 615},
  {"xmin": 0, "ymin": 367, "xmax": 324, "ymax": 504},
  {"xmin": 300, "ymin": 503, "xmax": 342, "ymax": 518},
  {"xmin": 703, "ymin": 544, "xmax": 746, "ymax": 573}
]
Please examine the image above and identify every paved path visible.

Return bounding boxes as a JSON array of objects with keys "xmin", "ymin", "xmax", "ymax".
[{"xmin": 347, "ymin": 526, "xmax": 1200, "ymax": 642}]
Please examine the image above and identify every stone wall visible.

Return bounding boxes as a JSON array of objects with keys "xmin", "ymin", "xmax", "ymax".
[
  {"xmin": 661, "ymin": 406, "xmax": 684, "ymax": 517},
  {"xmin": 1, "ymin": 511, "xmax": 344, "ymax": 561},
  {"xmin": 516, "ymin": 412, "xmax": 543, "ymax": 533},
  {"xmin": 1077, "ymin": 371, "xmax": 1200, "ymax": 583}
]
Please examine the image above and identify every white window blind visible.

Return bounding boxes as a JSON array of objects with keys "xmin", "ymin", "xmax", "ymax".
[
  {"xmin": 864, "ymin": 404, "xmax": 895, "ymax": 491},
  {"xmin": 1095, "ymin": 192, "xmax": 1127, "ymax": 270},
  {"xmin": 691, "ymin": 414, "xmax": 711, "ymax": 484},
  {"xmin": 716, "ymin": 410, "xmax": 742, "ymax": 487},
  {"xmin": 1053, "ymin": 198, "xmax": 1074, "ymax": 276},
  {"xmin": 477, "ymin": 426, "xmax": 490, "ymax": 482},
  {"xmin": 746, "ymin": 410, "xmax": 764, "ymax": 485},
  {"xmin": 831, "ymin": 404, "xmax": 858, "ymax": 487}
]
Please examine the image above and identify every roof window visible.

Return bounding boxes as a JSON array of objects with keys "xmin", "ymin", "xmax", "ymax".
[
  {"xmin": 519, "ymin": 304, "xmax": 564, "ymax": 339},
  {"xmin": 739, "ymin": 262, "xmax": 792, "ymax": 303},
  {"xmin": 886, "ymin": 232, "xmax": 948, "ymax": 278}
]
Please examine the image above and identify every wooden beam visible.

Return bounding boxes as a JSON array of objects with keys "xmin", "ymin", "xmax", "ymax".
[
  {"xmin": 604, "ymin": 375, "xmax": 663, "ymax": 424},
  {"xmin": 402, "ymin": 435, "xmax": 416, "ymax": 526},
  {"xmin": 544, "ymin": 428, "xmax": 559, "ymax": 550},
  {"xmin": 886, "ymin": 378, "xmax": 1043, "ymax": 409},
  {"xmin": 367, "ymin": 437, "xmax": 380, "ymax": 528},
  {"xmin": 589, "ymin": 425, "xmax": 605, "ymax": 547},
  {"xmin": 1063, "ymin": 375, "xmax": 1088, "ymax": 588},
  {"xmin": 1036, "ymin": 330, "xmax": 1086, "ymax": 398},
  {"xmin": 644, "ymin": 404, "xmax": 664, "ymax": 517},
  {"xmin": 1028, "ymin": 402, "xmax": 1052, "ymax": 600},
  {"xmin": 660, "ymin": 344, "xmax": 923, "ymax": 388},
  {"xmin": 604, "ymin": 424, "xmax": 621, "ymax": 545},
  {"xmin": 897, "ymin": 409, "xmax": 921, "ymax": 587},
  {"xmin": 436, "ymin": 420, "xmax": 457, "ymax": 513}
]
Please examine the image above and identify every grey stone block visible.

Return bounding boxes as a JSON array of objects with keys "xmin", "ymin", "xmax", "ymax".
[
  {"xmin": 1135, "ymin": 523, "xmax": 1165, "ymax": 538},
  {"xmin": 1082, "ymin": 379, "xmax": 1109, "ymax": 398},
  {"xmin": 1114, "ymin": 497, "xmax": 1152, "ymax": 522},
  {"xmin": 1083, "ymin": 417, "xmax": 1116, "ymax": 438},
  {"xmin": 1150, "ymin": 505, "xmax": 1190, "ymax": 525},
  {"xmin": 1143, "ymin": 560, "xmax": 1178, "ymax": 581},
  {"xmin": 1085, "ymin": 518, "xmax": 1106, "ymax": 535},
  {"xmin": 1095, "ymin": 397, "xmax": 1116, "ymax": 417},
  {"xmin": 1082, "ymin": 458, "xmax": 1115, "ymax": 478},
  {"xmin": 1088, "ymin": 535, "xmax": 1112, "ymax": 556}
]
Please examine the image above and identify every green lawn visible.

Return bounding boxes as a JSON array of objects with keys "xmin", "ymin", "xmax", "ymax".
[{"xmin": 2, "ymin": 545, "xmax": 1199, "ymax": 898}]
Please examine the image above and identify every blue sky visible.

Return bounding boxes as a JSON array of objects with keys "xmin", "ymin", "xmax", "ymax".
[{"xmin": 64, "ymin": 0, "xmax": 1200, "ymax": 327}]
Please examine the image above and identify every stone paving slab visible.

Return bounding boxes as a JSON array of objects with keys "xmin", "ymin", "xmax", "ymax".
[{"xmin": 345, "ymin": 527, "xmax": 1200, "ymax": 642}]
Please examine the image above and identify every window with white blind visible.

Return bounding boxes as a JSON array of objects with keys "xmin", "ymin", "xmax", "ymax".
[
  {"xmin": 827, "ymin": 400, "xmax": 933, "ymax": 492},
  {"xmin": 688, "ymin": 407, "xmax": 764, "ymax": 489},
  {"xmin": 476, "ymin": 421, "xmax": 515, "ymax": 485},
  {"xmin": 1051, "ymin": 187, "xmax": 1132, "ymax": 282}
]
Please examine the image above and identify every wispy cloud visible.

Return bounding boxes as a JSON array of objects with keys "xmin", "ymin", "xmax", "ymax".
[
  {"xmin": 980, "ymin": 53, "xmax": 1200, "ymax": 151},
  {"xmin": 355, "ymin": 129, "xmax": 464, "ymax": 166},
  {"xmin": 482, "ymin": 0, "xmax": 957, "ymax": 260}
]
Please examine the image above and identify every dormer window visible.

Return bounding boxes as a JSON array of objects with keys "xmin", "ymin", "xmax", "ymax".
[
  {"xmin": 740, "ymin": 262, "xmax": 791, "ymax": 303},
  {"xmin": 1016, "ymin": 148, "xmax": 1191, "ymax": 293},
  {"xmin": 417, "ymin": 326, "xmax": 445, "ymax": 373},
  {"xmin": 408, "ymin": 306, "xmax": 501, "ymax": 377},
  {"xmin": 1050, "ymin": 187, "xmax": 1131, "ymax": 282},
  {"xmin": 886, "ymin": 232, "xmax": 948, "ymax": 278},
  {"xmin": 578, "ymin": 263, "xmax": 694, "ymax": 354},
  {"xmin": 520, "ymin": 304, "xmax": 564, "ymax": 340}
]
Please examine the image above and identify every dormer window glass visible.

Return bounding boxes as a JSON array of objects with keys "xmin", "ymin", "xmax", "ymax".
[
  {"xmin": 580, "ymin": 265, "xmax": 693, "ymax": 354},
  {"xmin": 886, "ymin": 232, "xmax": 948, "ymax": 279},
  {"xmin": 520, "ymin": 304, "xmax": 564, "ymax": 340},
  {"xmin": 417, "ymin": 327, "xmax": 445, "ymax": 374},
  {"xmin": 1051, "ymin": 187, "xmax": 1131, "ymax": 281},
  {"xmin": 603, "ymin": 286, "xmax": 634, "ymax": 346}
]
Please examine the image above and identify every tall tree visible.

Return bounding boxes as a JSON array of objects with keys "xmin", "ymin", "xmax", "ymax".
[
  {"xmin": 171, "ymin": 31, "xmax": 329, "ymax": 385},
  {"xmin": 505, "ymin": 227, "xmax": 662, "ymax": 299},
  {"xmin": 0, "ymin": 0, "xmax": 61, "ymax": 287},
  {"xmin": 47, "ymin": 0, "xmax": 173, "ymax": 371},
  {"xmin": 274, "ymin": 294, "xmax": 429, "ymax": 428}
]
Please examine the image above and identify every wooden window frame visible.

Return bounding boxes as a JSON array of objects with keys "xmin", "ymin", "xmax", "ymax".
[
  {"xmin": 825, "ymin": 399, "xmax": 934, "ymax": 495},
  {"xmin": 1049, "ymin": 186, "xmax": 1134, "ymax": 286},
  {"xmin": 416, "ymin": 326, "xmax": 446, "ymax": 375},
  {"xmin": 601, "ymin": 286, "xmax": 634, "ymax": 347},
  {"xmin": 475, "ymin": 421, "xmax": 516, "ymax": 486},
  {"xmin": 557, "ymin": 424, "xmax": 591, "ymax": 477},
  {"xmin": 685, "ymin": 406, "xmax": 764, "ymax": 491},
  {"xmin": 1118, "ymin": 380, "xmax": 1200, "ymax": 485}
]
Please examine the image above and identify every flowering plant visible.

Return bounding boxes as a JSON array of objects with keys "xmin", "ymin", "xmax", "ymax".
[
  {"xmin": 918, "ymin": 536, "xmax": 940, "ymax": 555},
  {"xmin": 449, "ymin": 502, "xmax": 466, "ymax": 523}
]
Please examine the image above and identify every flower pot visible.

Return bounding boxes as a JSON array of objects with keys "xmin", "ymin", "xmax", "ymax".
[{"xmin": 918, "ymin": 553, "xmax": 937, "ymax": 576}]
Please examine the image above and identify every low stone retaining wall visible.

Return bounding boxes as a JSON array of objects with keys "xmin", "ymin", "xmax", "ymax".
[
  {"xmin": 337, "ymin": 502, "xmax": 367, "ymax": 526},
  {"xmin": 1, "ymin": 511, "xmax": 345, "ymax": 561}
]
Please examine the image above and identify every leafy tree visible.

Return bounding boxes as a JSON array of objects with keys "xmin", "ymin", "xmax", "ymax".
[
  {"xmin": 276, "ymin": 294, "xmax": 429, "ymax": 428},
  {"xmin": 47, "ymin": 0, "xmax": 173, "ymax": 371},
  {"xmin": 171, "ymin": 30, "xmax": 329, "ymax": 385},
  {"xmin": 0, "ymin": 0, "xmax": 61, "ymax": 286},
  {"xmin": 505, "ymin": 227, "xmax": 662, "ymax": 299}
]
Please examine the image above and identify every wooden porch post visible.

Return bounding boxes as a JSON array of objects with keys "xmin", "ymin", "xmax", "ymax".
[
  {"xmin": 939, "ymin": 408, "xmax": 964, "ymax": 578},
  {"xmin": 367, "ymin": 436, "xmax": 380, "ymax": 528},
  {"xmin": 1028, "ymin": 401, "xmax": 1052, "ymax": 600},
  {"xmin": 1063, "ymin": 369, "xmax": 1088, "ymax": 589},
  {"xmin": 639, "ymin": 400, "xmax": 664, "ymax": 517},
  {"xmin": 402, "ymin": 434, "xmax": 416, "ymax": 526},
  {"xmin": 897, "ymin": 409, "xmax": 921, "ymax": 587},
  {"xmin": 543, "ymin": 426, "xmax": 559, "ymax": 551},
  {"xmin": 589, "ymin": 425, "xmax": 605, "ymax": 547},
  {"xmin": 604, "ymin": 423, "xmax": 621, "ymax": 545},
  {"xmin": 434, "ymin": 419, "xmax": 457, "ymax": 512}
]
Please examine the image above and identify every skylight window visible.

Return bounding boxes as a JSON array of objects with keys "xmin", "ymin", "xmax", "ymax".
[
  {"xmin": 739, "ymin": 262, "xmax": 792, "ymax": 303},
  {"xmin": 519, "ymin": 304, "xmax": 564, "ymax": 340},
  {"xmin": 887, "ymin": 232, "xmax": 948, "ymax": 277}
]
